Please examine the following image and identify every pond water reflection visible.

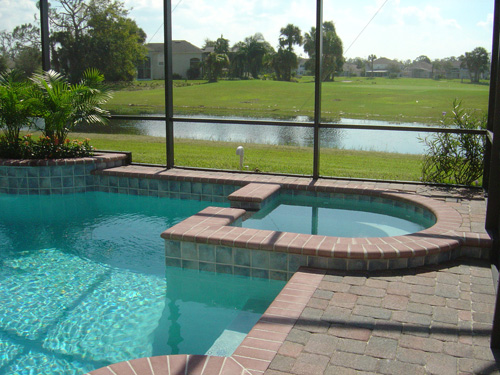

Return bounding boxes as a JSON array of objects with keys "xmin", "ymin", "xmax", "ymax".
[{"xmin": 74, "ymin": 115, "xmax": 431, "ymax": 155}]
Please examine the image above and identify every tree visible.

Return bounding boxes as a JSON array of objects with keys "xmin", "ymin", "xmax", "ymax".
[
  {"xmin": 368, "ymin": 54, "xmax": 377, "ymax": 77},
  {"xmin": 271, "ymin": 48, "xmax": 297, "ymax": 81},
  {"xmin": 0, "ymin": 24, "xmax": 42, "ymax": 77},
  {"xmin": 50, "ymin": 0, "xmax": 147, "ymax": 82},
  {"xmin": 49, "ymin": 0, "xmax": 90, "ymax": 79},
  {"xmin": 388, "ymin": 63, "xmax": 401, "ymax": 77},
  {"xmin": 15, "ymin": 47, "xmax": 41, "ymax": 77},
  {"xmin": 85, "ymin": 1, "xmax": 147, "ymax": 81},
  {"xmin": 244, "ymin": 33, "xmax": 272, "ymax": 79},
  {"xmin": 204, "ymin": 36, "xmax": 230, "ymax": 82},
  {"xmin": 461, "ymin": 47, "xmax": 490, "ymax": 83},
  {"xmin": 303, "ymin": 21, "xmax": 344, "ymax": 81},
  {"xmin": 0, "ymin": 55, "xmax": 7, "ymax": 71},
  {"xmin": 273, "ymin": 24, "xmax": 303, "ymax": 81},
  {"xmin": 230, "ymin": 33, "xmax": 273, "ymax": 79},
  {"xmin": 415, "ymin": 55, "xmax": 431, "ymax": 64},
  {"xmin": 213, "ymin": 35, "xmax": 229, "ymax": 54},
  {"xmin": 230, "ymin": 41, "xmax": 247, "ymax": 78},
  {"xmin": 279, "ymin": 24, "xmax": 303, "ymax": 52}
]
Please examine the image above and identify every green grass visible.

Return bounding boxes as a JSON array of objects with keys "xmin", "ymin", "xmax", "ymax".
[
  {"xmin": 105, "ymin": 77, "xmax": 490, "ymax": 124},
  {"xmin": 75, "ymin": 77, "xmax": 488, "ymax": 181},
  {"xmin": 71, "ymin": 132, "xmax": 423, "ymax": 181}
]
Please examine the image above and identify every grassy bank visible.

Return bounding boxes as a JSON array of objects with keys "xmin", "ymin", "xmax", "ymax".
[
  {"xmin": 105, "ymin": 77, "xmax": 489, "ymax": 124},
  {"xmin": 71, "ymin": 132, "xmax": 423, "ymax": 181}
]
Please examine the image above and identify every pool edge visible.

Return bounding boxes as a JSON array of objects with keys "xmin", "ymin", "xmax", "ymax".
[{"xmin": 161, "ymin": 184, "xmax": 491, "ymax": 275}]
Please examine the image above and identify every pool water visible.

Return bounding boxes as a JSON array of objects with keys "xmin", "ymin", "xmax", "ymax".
[
  {"xmin": 0, "ymin": 192, "xmax": 285, "ymax": 375},
  {"xmin": 242, "ymin": 194, "xmax": 436, "ymax": 237}
]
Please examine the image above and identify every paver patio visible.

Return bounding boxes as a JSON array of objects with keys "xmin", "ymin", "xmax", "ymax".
[{"xmin": 265, "ymin": 260, "xmax": 499, "ymax": 375}]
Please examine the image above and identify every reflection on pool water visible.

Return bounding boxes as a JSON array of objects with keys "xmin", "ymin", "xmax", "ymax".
[
  {"xmin": 0, "ymin": 192, "xmax": 285, "ymax": 374},
  {"xmin": 242, "ymin": 193, "xmax": 436, "ymax": 238}
]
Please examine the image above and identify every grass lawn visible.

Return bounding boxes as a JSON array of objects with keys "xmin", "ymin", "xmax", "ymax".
[
  {"xmin": 71, "ymin": 132, "xmax": 423, "ymax": 181},
  {"xmin": 105, "ymin": 77, "xmax": 489, "ymax": 124},
  {"xmin": 73, "ymin": 77, "xmax": 486, "ymax": 181}
]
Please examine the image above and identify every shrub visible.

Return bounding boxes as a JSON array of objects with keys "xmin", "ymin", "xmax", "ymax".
[
  {"xmin": 186, "ymin": 67, "xmax": 200, "ymax": 80},
  {"xmin": 0, "ymin": 70, "xmax": 35, "ymax": 150},
  {"xmin": 420, "ymin": 100, "xmax": 486, "ymax": 185},
  {"xmin": 0, "ymin": 68, "xmax": 111, "ymax": 160},
  {"xmin": 0, "ymin": 134, "xmax": 93, "ymax": 159},
  {"xmin": 30, "ymin": 69, "xmax": 112, "ymax": 144}
]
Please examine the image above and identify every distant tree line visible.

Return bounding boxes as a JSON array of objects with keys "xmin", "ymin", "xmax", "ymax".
[
  {"xmin": 201, "ymin": 21, "xmax": 344, "ymax": 83},
  {"xmin": 346, "ymin": 48, "xmax": 491, "ymax": 84}
]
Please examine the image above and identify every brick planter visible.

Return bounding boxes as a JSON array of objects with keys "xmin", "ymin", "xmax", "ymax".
[{"xmin": 0, "ymin": 153, "xmax": 129, "ymax": 195}]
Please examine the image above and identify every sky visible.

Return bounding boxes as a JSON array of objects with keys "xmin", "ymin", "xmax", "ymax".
[{"xmin": 1, "ymin": 0, "xmax": 495, "ymax": 60}]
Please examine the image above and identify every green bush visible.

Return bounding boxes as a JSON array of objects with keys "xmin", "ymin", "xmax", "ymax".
[
  {"xmin": 0, "ymin": 134, "xmax": 93, "ymax": 159},
  {"xmin": 0, "ymin": 68, "xmax": 111, "ymax": 159},
  {"xmin": 0, "ymin": 70, "xmax": 35, "ymax": 149},
  {"xmin": 420, "ymin": 100, "xmax": 486, "ymax": 185},
  {"xmin": 30, "ymin": 69, "xmax": 112, "ymax": 143}
]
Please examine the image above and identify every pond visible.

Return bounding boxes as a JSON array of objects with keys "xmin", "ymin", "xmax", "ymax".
[{"xmin": 75, "ymin": 115, "xmax": 434, "ymax": 155}]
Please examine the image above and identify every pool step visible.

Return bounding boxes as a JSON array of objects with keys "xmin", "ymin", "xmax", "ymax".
[{"xmin": 228, "ymin": 183, "xmax": 281, "ymax": 210}]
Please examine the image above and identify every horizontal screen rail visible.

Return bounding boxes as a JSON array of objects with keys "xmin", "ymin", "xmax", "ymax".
[{"xmin": 109, "ymin": 114, "xmax": 487, "ymax": 135}]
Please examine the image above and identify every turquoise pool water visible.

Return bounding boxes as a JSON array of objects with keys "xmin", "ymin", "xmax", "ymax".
[
  {"xmin": 0, "ymin": 192, "xmax": 285, "ymax": 375},
  {"xmin": 242, "ymin": 194, "xmax": 436, "ymax": 237}
]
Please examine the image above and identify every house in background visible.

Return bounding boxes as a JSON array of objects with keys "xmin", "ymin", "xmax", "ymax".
[
  {"xmin": 296, "ymin": 58, "xmax": 309, "ymax": 76},
  {"xmin": 365, "ymin": 57, "xmax": 402, "ymax": 77},
  {"xmin": 404, "ymin": 61, "xmax": 433, "ymax": 78},
  {"xmin": 444, "ymin": 60, "xmax": 476, "ymax": 80},
  {"xmin": 340, "ymin": 62, "xmax": 363, "ymax": 77},
  {"xmin": 137, "ymin": 41, "xmax": 204, "ymax": 80}
]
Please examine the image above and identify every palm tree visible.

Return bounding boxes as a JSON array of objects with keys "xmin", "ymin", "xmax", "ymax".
[
  {"xmin": 303, "ymin": 21, "xmax": 344, "ymax": 81},
  {"xmin": 368, "ymin": 54, "xmax": 377, "ymax": 78},
  {"xmin": 205, "ymin": 52, "xmax": 230, "ymax": 82},
  {"xmin": 271, "ymin": 48, "xmax": 297, "ymax": 81},
  {"xmin": 230, "ymin": 42, "xmax": 248, "ymax": 78},
  {"xmin": 244, "ymin": 33, "xmax": 270, "ymax": 79},
  {"xmin": 279, "ymin": 24, "xmax": 303, "ymax": 52},
  {"xmin": 204, "ymin": 36, "xmax": 230, "ymax": 82},
  {"xmin": 276, "ymin": 24, "xmax": 302, "ymax": 81},
  {"xmin": 30, "ymin": 68, "xmax": 112, "ymax": 143}
]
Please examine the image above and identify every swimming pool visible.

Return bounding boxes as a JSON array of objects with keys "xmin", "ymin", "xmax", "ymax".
[
  {"xmin": 0, "ymin": 192, "xmax": 285, "ymax": 374},
  {"xmin": 242, "ymin": 193, "xmax": 436, "ymax": 237}
]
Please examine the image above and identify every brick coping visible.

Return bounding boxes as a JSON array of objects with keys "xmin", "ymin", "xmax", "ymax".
[
  {"xmin": 94, "ymin": 166, "xmax": 491, "ymax": 257},
  {"xmin": 161, "ymin": 188, "xmax": 491, "ymax": 261},
  {"xmin": 87, "ymin": 268, "xmax": 324, "ymax": 375},
  {"xmin": 0, "ymin": 152, "xmax": 127, "ymax": 166}
]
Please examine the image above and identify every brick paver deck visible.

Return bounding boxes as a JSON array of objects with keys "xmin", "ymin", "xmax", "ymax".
[{"xmin": 266, "ymin": 260, "xmax": 499, "ymax": 375}]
